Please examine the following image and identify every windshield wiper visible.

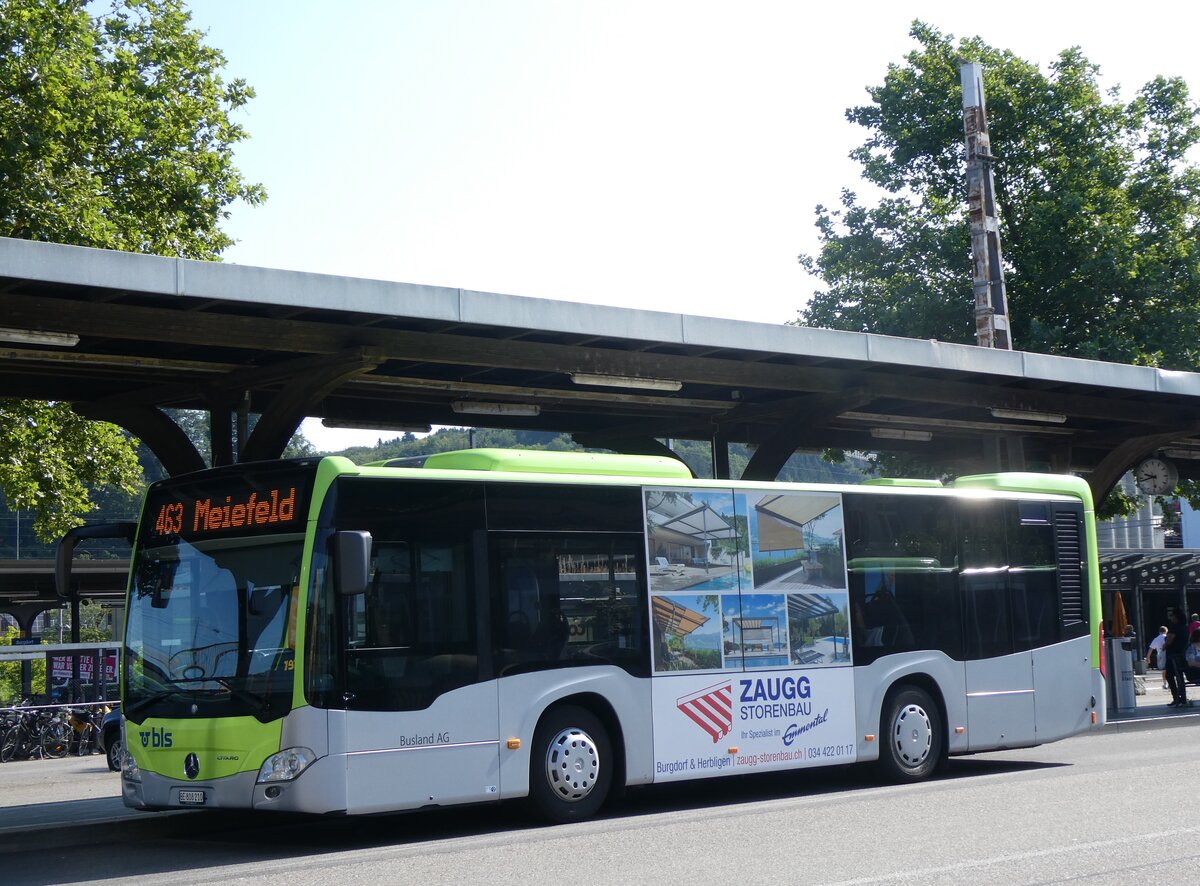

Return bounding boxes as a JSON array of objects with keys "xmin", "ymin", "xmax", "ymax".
[
  {"xmin": 124, "ymin": 685, "xmax": 189, "ymax": 718},
  {"xmin": 165, "ymin": 675, "xmax": 270, "ymax": 710},
  {"xmin": 206, "ymin": 676, "xmax": 270, "ymax": 711},
  {"xmin": 125, "ymin": 676, "xmax": 270, "ymax": 716}
]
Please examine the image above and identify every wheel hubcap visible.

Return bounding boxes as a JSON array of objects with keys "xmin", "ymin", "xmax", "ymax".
[
  {"xmin": 893, "ymin": 703, "xmax": 932, "ymax": 768},
  {"xmin": 544, "ymin": 726, "xmax": 601, "ymax": 802}
]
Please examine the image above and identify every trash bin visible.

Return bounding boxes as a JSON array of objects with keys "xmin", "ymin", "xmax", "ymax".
[{"xmin": 1109, "ymin": 637, "xmax": 1136, "ymax": 712}]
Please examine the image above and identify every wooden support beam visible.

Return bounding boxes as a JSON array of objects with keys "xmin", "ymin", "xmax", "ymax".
[
  {"xmin": 712, "ymin": 430, "xmax": 731, "ymax": 480},
  {"xmin": 1086, "ymin": 431, "xmax": 1187, "ymax": 506},
  {"xmin": 208, "ymin": 394, "xmax": 236, "ymax": 468},
  {"xmin": 569, "ymin": 433, "xmax": 683, "ymax": 465},
  {"xmin": 241, "ymin": 348, "xmax": 387, "ymax": 462},
  {"xmin": 741, "ymin": 392, "xmax": 870, "ymax": 481},
  {"xmin": 73, "ymin": 403, "xmax": 206, "ymax": 476}
]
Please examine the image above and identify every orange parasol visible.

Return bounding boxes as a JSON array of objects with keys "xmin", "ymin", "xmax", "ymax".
[{"xmin": 1112, "ymin": 591, "xmax": 1130, "ymax": 638}]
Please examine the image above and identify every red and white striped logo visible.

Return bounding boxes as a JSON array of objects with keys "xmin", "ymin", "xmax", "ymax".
[{"xmin": 677, "ymin": 681, "xmax": 733, "ymax": 743}]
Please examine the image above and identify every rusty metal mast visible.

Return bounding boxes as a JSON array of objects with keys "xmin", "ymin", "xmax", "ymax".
[{"xmin": 961, "ymin": 62, "xmax": 1013, "ymax": 350}]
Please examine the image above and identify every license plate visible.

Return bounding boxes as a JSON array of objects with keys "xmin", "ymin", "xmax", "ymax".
[{"xmin": 178, "ymin": 790, "xmax": 206, "ymax": 805}]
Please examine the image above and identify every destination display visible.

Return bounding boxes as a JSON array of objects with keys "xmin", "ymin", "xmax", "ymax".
[{"xmin": 141, "ymin": 465, "xmax": 316, "ymax": 543}]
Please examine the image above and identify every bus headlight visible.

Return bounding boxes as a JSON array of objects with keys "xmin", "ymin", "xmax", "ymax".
[
  {"xmin": 122, "ymin": 751, "xmax": 141, "ymax": 784},
  {"xmin": 257, "ymin": 747, "xmax": 316, "ymax": 783}
]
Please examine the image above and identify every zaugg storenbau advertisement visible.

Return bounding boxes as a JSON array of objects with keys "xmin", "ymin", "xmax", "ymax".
[{"xmin": 644, "ymin": 487, "xmax": 858, "ymax": 780}]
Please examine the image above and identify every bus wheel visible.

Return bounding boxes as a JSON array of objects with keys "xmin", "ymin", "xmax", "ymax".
[
  {"xmin": 529, "ymin": 705, "xmax": 612, "ymax": 823},
  {"xmin": 878, "ymin": 686, "xmax": 943, "ymax": 782}
]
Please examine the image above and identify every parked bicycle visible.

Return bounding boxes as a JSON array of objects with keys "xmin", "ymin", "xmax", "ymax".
[
  {"xmin": 68, "ymin": 705, "xmax": 109, "ymax": 756},
  {"xmin": 0, "ymin": 705, "xmax": 70, "ymax": 762}
]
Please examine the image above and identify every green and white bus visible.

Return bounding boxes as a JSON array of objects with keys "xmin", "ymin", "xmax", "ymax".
[{"xmin": 113, "ymin": 448, "xmax": 1104, "ymax": 821}]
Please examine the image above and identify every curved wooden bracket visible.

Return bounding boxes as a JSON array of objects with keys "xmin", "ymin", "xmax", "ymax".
[
  {"xmin": 740, "ymin": 391, "xmax": 871, "ymax": 481},
  {"xmin": 569, "ymin": 433, "xmax": 684, "ymax": 464},
  {"xmin": 1086, "ymin": 431, "xmax": 1188, "ymax": 505},
  {"xmin": 238, "ymin": 347, "xmax": 387, "ymax": 463},
  {"xmin": 73, "ymin": 403, "xmax": 206, "ymax": 476}
]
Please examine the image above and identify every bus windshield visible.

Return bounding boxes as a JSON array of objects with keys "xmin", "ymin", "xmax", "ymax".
[{"xmin": 124, "ymin": 533, "xmax": 304, "ymax": 722}]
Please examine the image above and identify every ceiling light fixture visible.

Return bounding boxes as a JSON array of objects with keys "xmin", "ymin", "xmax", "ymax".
[
  {"xmin": 569, "ymin": 372, "xmax": 683, "ymax": 392},
  {"xmin": 989, "ymin": 407, "xmax": 1067, "ymax": 424},
  {"xmin": 870, "ymin": 427, "xmax": 933, "ymax": 442},
  {"xmin": 1162, "ymin": 449, "xmax": 1200, "ymax": 460},
  {"xmin": 451, "ymin": 401, "xmax": 541, "ymax": 417},
  {"xmin": 321, "ymin": 419, "xmax": 432, "ymax": 434},
  {"xmin": 0, "ymin": 327, "xmax": 80, "ymax": 347}
]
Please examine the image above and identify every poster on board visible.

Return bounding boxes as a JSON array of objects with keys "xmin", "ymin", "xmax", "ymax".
[
  {"xmin": 646, "ymin": 486, "xmax": 853, "ymax": 674},
  {"xmin": 645, "ymin": 485, "xmax": 857, "ymax": 779},
  {"xmin": 651, "ymin": 667, "xmax": 857, "ymax": 781}
]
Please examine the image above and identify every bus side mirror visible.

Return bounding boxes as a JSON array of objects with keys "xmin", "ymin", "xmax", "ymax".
[
  {"xmin": 55, "ymin": 522, "xmax": 137, "ymax": 600},
  {"xmin": 335, "ymin": 531, "xmax": 372, "ymax": 596}
]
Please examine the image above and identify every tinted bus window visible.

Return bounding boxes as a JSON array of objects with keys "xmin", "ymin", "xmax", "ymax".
[
  {"xmin": 843, "ymin": 493, "xmax": 961, "ymax": 664},
  {"xmin": 959, "ymin": 500, "xmax": 1012, "ymax": 660},
  {"xmin": 960, "ymin": 500, "xmax": 1063, "ymax": 658},
  {"xmin": 1009, "ymin": 504, "xmax": 1060, "ymax": 651},
  {"xmin": 491, "ymin": 533, "xmax": 648, "ymax": 678},
  {"xmin": 310, "ymin": 479, "xmax": 486, "ymax": 711},
  {"xmin": 486, "ymin": 483, "xmax": 643, "ymax": 532}
]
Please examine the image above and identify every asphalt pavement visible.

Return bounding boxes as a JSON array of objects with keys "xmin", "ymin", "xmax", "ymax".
[{"xmin": 0, "ymin": 753, "xmax": 134, "ymax": 835}]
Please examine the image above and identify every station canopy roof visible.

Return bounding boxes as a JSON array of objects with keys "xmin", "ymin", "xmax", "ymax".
[{"xmin": 5, "ymin": 235, "xmax": 1200, "ymax": 492}]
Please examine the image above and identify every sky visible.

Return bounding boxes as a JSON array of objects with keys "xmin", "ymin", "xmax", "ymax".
[{"xmin": 183, "ymin": 1, "xmax": 1200, "ymax": 450}]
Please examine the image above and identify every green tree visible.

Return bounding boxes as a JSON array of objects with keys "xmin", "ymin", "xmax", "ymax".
[
  {"xmin": 0, "ymin": 625, "xmax": 46, "ymax": 704},
  {"xmin": 0, "ymin": 401, "xmax": 141, "ymax": 541},
  {"xmin": 0, "ymin": 0, "xmax": 264, "ymax": 254},
  {"xmin": 0, "ymin": 0, "xmax": 265, "ymax": 541},
  {"xmin": 798, "ymin": 21, "xmax": 1200, "ymax": 369}
]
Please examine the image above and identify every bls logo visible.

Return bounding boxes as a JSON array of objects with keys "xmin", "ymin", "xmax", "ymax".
[{"xmin": 139, "ymin": 727, "xmax": 173, "ymax": 749}]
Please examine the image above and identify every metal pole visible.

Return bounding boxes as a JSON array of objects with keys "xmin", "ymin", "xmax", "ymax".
[
  {"xmin": 711, "ymin": 434, "xmax": 730, "ymax": 480},
  {"xmin": 961, "ymin": 62, "xmax": 1014, "ymax": 350},
  {"xmin": 236, "ymin": 391, "xmax": 251, "ymax": 462},
  {"xmin": 70, "ymin": 595, "xmax": 81, "ymax": 702}
]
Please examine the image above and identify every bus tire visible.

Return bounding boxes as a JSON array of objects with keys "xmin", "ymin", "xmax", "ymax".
[
  {"xmin": 528, "ymin": 705, "xmax": 612, "ymax": 824},
  {"xmin": 878, "ymin": 685, "xmax": 943, "ymax": 782}
]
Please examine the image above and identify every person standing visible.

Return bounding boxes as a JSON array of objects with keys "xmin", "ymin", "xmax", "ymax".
[
  {"xmin": 1147, "ymin": 625, "xmax": 1169, "ymax": 690},
  {"xmin": 1186, "ymin": 629, "xmax": 1200, "ymax": 686},
  {"xmin": 1164, "ymin": 610, "xmax": 1191, "ymax": 708}
]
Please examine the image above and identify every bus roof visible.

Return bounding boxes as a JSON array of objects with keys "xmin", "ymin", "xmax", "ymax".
[
  {"xmin": 354, "ymin": 449, "xmax": 1090, "ymax": 506},
  {"xmin": 951, "ymin": 471, "xmax": 1094, "ymax": 507},
  {"xmin": 376, "ymin": 448, "xmax": 695, "ymax": 479},
  {"xmin": 860, "ymin": 478, "xmax": 943, "ymax": 488}
]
